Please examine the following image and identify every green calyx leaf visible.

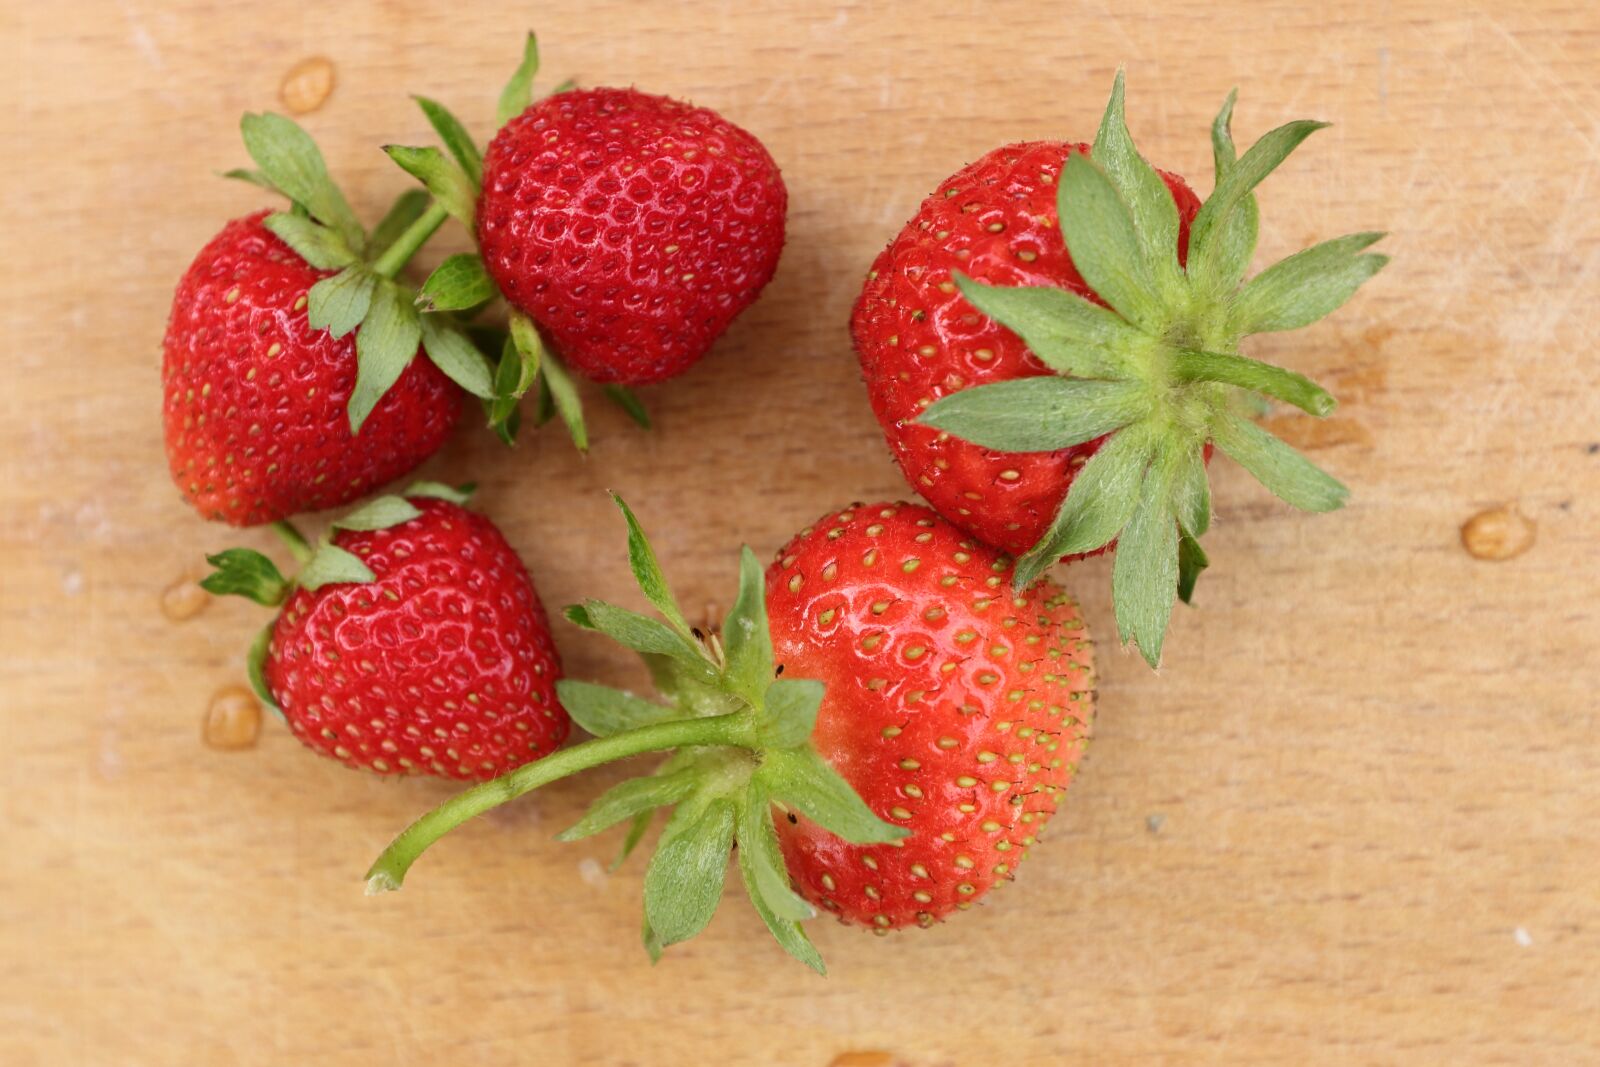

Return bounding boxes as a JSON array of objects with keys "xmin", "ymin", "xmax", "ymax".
[
  {"xmin": 349, "ymin": 280, "xmax": 423, "ymax": 433},
  {"xmin": 307, "ymin": 265, "xmax": 376, "ymax": 339},
  {"xmin": 538, "ymin": 351, "xmax": 588, "ymax": 453},
  {"xmin": 246, "ymin": 622, "xmax": 284, "ymax": 720},
  {"xmin": 333, "ymin": 495, "xmax": 422, "ymax": 532},
  {"xmin": 263, "ymin": 212, "xmax": 359, "ymax": 271},
  {"xmin": 604, "ymin": 384, "xmax": 651, "ymax": 428},
  {"xmin": 413, "ymin": 95, "xmax": 483, "ymax": 185},
  {"xmin": 384, "ymin": 145, "xmax": 476, "ymax": 227},
  {"xmin": 369, "ymin": 190, "xmax": 432, "ymax": 260},
  {"xmin": 758, "ymin": 678, "xmax": 824, "ymax": 749},
  {"xmin": 556, "ymin": 767, "xmax": 698, "ymax": 841},
  {"xmin": 239, "ymin": 112, "xmax": 365, "ymax": 253},
  {"xmin": 611, "ymin": 492, "xmax": 694, "ymax": 639},
  {"xmin": 416, "ymin": 253, "xmax": 495, "ymax": 313},
  {"xmin": 404, "ymin": 480, "xmax": 475, "ymax": 505},
  {"xmin": 201, "ymin": 548, "xmax": 289, "ymax": 606},
  {"xmin": 736, "ymin": 783, "xmax": 824, "ymax": 973},
  {"xmin": 418, "ymin": 314, "xmax": 496, "ymax": 399},
  {"xmin": 497, "ymin": 33, "xmax": 542, "ymax": 129},
  {"xmin": 643, "ymin": 795, "xmax": 736, "ymax": 948},
  {"xmin": 921, "ymin": 76, "xmax": 1380, "ymax": 667},
  {"xmin": 556, "ymin": 679, "xmax": 681, "ymax": 738},
  {"xmin": 297, "ymin": 543, "xmax": 376, "ymax": 591}
]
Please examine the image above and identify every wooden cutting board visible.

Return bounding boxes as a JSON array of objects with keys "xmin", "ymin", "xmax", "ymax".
[{"xmin": 5, "ymin": 1, "xmax": 1598, "ymax": 1063}]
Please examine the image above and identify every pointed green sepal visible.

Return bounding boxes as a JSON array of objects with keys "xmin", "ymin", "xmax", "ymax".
[
  {"xmin": 263, "ymin": 212, "xmax": 358, "ymax": 271},
  {"xmin": 383, "ymin": 145, "xmax": 476, "ymax": 227},
  {"xmin": 1229, "ymin": 233, "xmax": 1389, "ymax": 335},
  {"xmin": 1090, "ymin": 70, "xmax": 1184, "ymax": 303},
  {"xmin": 413, "ymin": 95, "xmax": 483, "ymax": 185},
  {"xmin": 307, "ymin": 265, "xmax": 376, "ymax": 339},
  {"xmin": 1056, "ymin": 151, "xmax": 1166, "ymax": 332},
  {"xmin": 760, "ymin": 747, "xmax": 909, "ymax": 844},
  {"xmin": 201, "ymin": 548, "xmax": 290, "ymax": 606},
  {"xmin": 332, "ymin": 495, "xmax": 422, "ymax": 532},
  {"xmin": 1211, "ymin": 411, "xmax": 1349, "ymax": 513},
  {"xmin": 951, "ymin": 272, "xmax": 1144, "ymax": 379},
  {"xmin": 604, "ymin": 385, "xmax": 652, "ymax": 428},
  {"xmin": 1110, "ymin": 452, "xmax": 1180, "ymax": 667},
  {"xmin": 610, "ymin": 492, "xmax": 694, "ymax": 638},
  {"xmin": 349, "ymin": 280, "xmax": 422, "ymax": 433},
  {"xmin": 297, "ymin": 544, "xmax": 376, "ymax": 591},
  {"xmin": 555, "ymin": 768, "xmax": 698, "ymax": 841},
  {"xmin": 643, "ymin": 795, "xmax": 736, "ymax": 947},
  {"xmin": 239, "ymin": 112, "xmax": 365, "ymax": 253},
  {"xmin": 404, "ymin": 480, "xmax": 476, "ymax": 505},
  {"xmin": 417, "ymin": 253, "xmax": 496, "ymax": 313},
  {"xmin": 556, "ymin": 679, "xmax": 682, "ymax": 738},
  {"xmin": 497, "ymin": 33, "xmax": 542, "ymax": 129},
  {"xmin": 759, "ymin": 678, "xmax": 824, "ymax": 749},
  {"xmin": 1177, "ymin": 529, "xmax": 1209, "ymax": 606},
  {"xmin": 919, "ymin": 376, "xmax": 1147, "ymax": 452},
  {"xmin": 369, "ymin": 190, "xmax": 432, "ymax": 259},
  {"xmin": 246, "ymin": 622, "xmax": 284, "ymax": 719},
  {"xmin": 539, "ymin": 352, "xmax": 588, "ymax": 452}
]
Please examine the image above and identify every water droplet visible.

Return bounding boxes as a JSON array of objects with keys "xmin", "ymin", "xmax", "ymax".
[
  {"xmin": 1460, "ymin": 505, "xmax": 1535, "ymax": 561},
  {"xmin": 203, "ymin": 687, "xmax": 261, "ymax": 750},
  {"xmin": 161, "ymin": 573, "xmax": 209, "ymax": 622},
  {"xmin": 279, "ymin": 56, "xmax": 335, "ymax": 115},
  {"xmin": 577, "ymin": 857, "xmax": 608, "ymax": 890}
]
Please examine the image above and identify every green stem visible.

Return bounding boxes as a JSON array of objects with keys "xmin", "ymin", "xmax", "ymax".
[
  {"xmin": 1172, "ymin": 348, "xmax": 1336, "ymax": 417},
  {"xmin": 270, "ymin": 521, "xmax": 313, "ymax": 564},
  {"xmin": 371, "ymin": 201, "xmax": 450, "ymax": 280},
  {"xmin": 365, "ymin": 711, "xmax": 755, "ymax": 892}
]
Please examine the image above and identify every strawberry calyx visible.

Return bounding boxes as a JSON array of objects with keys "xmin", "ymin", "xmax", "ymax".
[
  {"xmin": 224, "ymin": 116, "xmax": 502, "ymax": 434},
  {"xmin": 199, "ymin": 481, "xmax": 476, "ymax": 716},
  {"xmin": 364, "ymin": 493, "xmax": 906, "ymax": 974},
  {"xmin": 385, "ymin": 31, "xmax": 647, "ymax": 450},
  {"xmin": 917, "ymin": 73, "xmax": 1387, "ymax": 667}
]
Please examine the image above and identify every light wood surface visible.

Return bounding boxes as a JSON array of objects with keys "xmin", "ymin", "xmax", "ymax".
[{"xmin": 5, "ymin": 2, "xmax": 1599, "ymax": 1063}]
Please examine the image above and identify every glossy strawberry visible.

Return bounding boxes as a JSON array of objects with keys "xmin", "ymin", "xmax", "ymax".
[
  {"xmin": 202, "ymin": 486, "xmax": 567, "ymax": 779},
  {"xmin": 854, "ymin": 76, "xmax": 1385, "ymax": 665},
  {"xmin": 367, "ymin": 496, "xmax": 1092, "ymax": 970},
  {"xmin": 766, "ymin": 503, "xmax": 1094, "ymax": 929},
  {"xmin": 477, "ymin": 86, "xmax": 787, "ymax": 385},
  {"xmin": 164, "ymin": 211, "xmax": 460, "ymax": 525}
]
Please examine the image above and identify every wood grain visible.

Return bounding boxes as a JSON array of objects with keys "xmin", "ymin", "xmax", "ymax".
[{"xmin": 4, "ymin": 1, "xmax": 1599, "ymax": 1063}]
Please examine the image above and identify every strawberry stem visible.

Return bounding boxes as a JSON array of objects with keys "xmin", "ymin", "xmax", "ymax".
[
  {"xmin": 370, "ymin": 201, "xmax": 450, "ymax": 280},
  {"xmin": 270, "ymin": 520, "xmax": 313, "ymax": 564},
  {"xmin": 1171, "ymin": 347, "xmax": 1335, "ymax": 417},
  {"xmin": 364, "ymin": 710, "xmax": 756, "ymax": 893}
]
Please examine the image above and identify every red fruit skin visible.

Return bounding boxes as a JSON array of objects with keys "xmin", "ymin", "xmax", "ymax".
[
  {"xmin": 162, "ymin": 212, "xmax": 461, "ymax": 526},
  {"xmin": 477, "ymin": 87, "xmax": 787, "ymax": 385},
  {"xmin": 852, "ymin": 142, "xmax": 1200, "ymax": 557},
  {"xmin": 768, "ymin": 503, "xmax": 1095, "ymax": 930},
  {"xmin": 264, "ymin": 499, "xmax": 568, "ymax": 780}
]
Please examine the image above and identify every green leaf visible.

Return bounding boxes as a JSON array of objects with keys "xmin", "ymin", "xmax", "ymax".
[
  {"xmin": 545, "ymin": 77, "xmax": 577, "ymax": 97},
  {"xmin": 642, "ymin": 796, "xmax": 736, "ymax": 947},
  {"xmin": 384, "ymin": 145, "xmax": 476, "ymax": 227},
  {"xmin": 615, "ymin": 810, "xmax": 654, "ymax": 871},
  {"xmin": 1090, "ymin": 71, "xmax": 1183, "ymax": 301},
  {"xmin": 1189, "ymin": 119, "xmax": 1329, "ymax": 291},
  {"xmin": 722, "ymin": 546, "xmax": 774, "ymax": 706},
  {"xmin": 1012, "ymin": 420, "xmax": 1159, "ymax": 589},
  {"xmin": 1211, "ymin": 411, "xmax": 1349, "ymax": 513},
  {"xmin": 200, "ymin": 548, "xmax": 289, "ymax": 606},
  {"xmin": 497, "ymin": 32, "xmax": 541, "ymax": 129},
  {"xmin": 1229, "ymin": 233, "xmax": 1389, "ymax": 334},
  {"xmin": 369, "ymin": 189, "xmax": 432, "ymax": 259},
  {"xmin": 761, "ymin": 747, "xmax": 909, "ymax": 845},
  {"xmin": 262, "ymin": 212, "xmax": 358, "ymax": 271},
  {"xmin": 297, "ymin": 543, "xmax": 376, "ymax": 591},
  {"xmin": 1177, "ymin": 529, "xmax": 1209, "ymax": 605},
  {"xmin": 952, "ymin": 273, "xmax": 1146, "ymax": 379},
  {"xmin": 220, "ymin": 168, "xmax": 283, "ymax": 197},
  {"xmin": 736, "ymin": 785, "xmax": 815, "ymax": 922},
  {"xmin": 735, "ymin": 790, "xmax": 825, "ymax": 973},
  {"xmin": 1171, "ymin": 442, "xmax": 1211, "ymax": 537},
  {"xmin": 333, "ymin": 495, "xmax": 421, "ymax": 532},
  {"xmin": 419, "ymin": 315, "xmax": 495, "ymax": 399},
  {"xmin": 609, "ymin": 494, "xmax": 693, "ymax": 639},
  {"xmin": 404, "ymin": 480, "xmax": 475, "ymax": 505},
  {"xmin": 1170, "ymin": 347, "xmax": 1336, "ymax": 417},
  {"xmin": 486, "ymin": 324, "xmax": 540, "ymax": 437},
  {"xmin": 918, "ymin": 377, "xmax": 1147, "ymax": 453},
  {"xmin": 564, "ymin": 601, "xmax": 717, "ymax": 681},
  {"xmin": 1056, "ymin": 151, "xmax": 1166, "ymax": 332},
  {"xmin": 349, "ymin": 281, "xmax": 423, "ymax": 433},
  {"xmin": 413, "ymin": 95, "xmax": 483, "ymax": 185},
  {"xmin": 416, "ymin": 253, "xmax": 497, "ymax": 313},
  {"xmin": 539, "ymin": 352, "xmax": 588, "ymax": 452},
  {"xmin": 555, "ymin": 768, "xmax": 698, "ymax": 841},
  {"xmin": 533, "ymin": 373, "xmax": 556, "ymax": 427},
  {"xmin": 245, "ymin": 622, "xmax": 284, "ymax": 719},
  {"xmin": 642, "ymin": 913, "xmax": 663, "ymax": 963},
  {"xmin": 1202, "ymin": 90, "xmax": 1259, "ymax": 295},
  {"xmin": 1111, "ymin": 454, "xmax": 1179, "ymax": 667},
  {"xmin": 759, "ymin": 678, "xmax": 824, "ymax": 749},
  {"xmin": 239, "ymin": 112, "xmax": 365, "ymax": 252},
  {"xmin": 604, "ymin": 384, "xmax": 652, "ymax": 428},
  {"xmin": 307, "ymin": 265, "xmax": 376, "ymax": 339},
  {"xmin": 505, "ymin": 311, "xmax": 544, "ymax": 396},
  {"xmin": 556, "ymin": 679, "xmax": 681, "ymax": 738}
]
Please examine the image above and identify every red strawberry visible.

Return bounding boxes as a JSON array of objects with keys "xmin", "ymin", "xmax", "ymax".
[
  {"xmin": 366, "ymin": 496, "xmax": 1091, "ymax": 970},
  {"xmin": 202, "ymin": 485, "xmax": 567, "ymax": 779},
  {"xmin": 766, "ymin": 503, "xmax": 1093, "ymax": 929},
  {"xmin": 477, "ymin": 86, "xmax": 787, "ymax": 385},
  {"xmin": 854, "ymin": 75, "xmax": 1386, "ymax": 665},
  {"xmin": 164, "ymin": 211, "xmax": 460, "ymax": 525}
]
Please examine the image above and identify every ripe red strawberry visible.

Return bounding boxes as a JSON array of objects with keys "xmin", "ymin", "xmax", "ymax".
[
  {"xmin": 766, "ymin": 503, "xmax": 1093, "ymax": 930},
  {"xmin": 854, "ymin": 75, "xmax": 1386, "ymax": 665},
  {"xmin": 164, "ymin": 211, "xmax": 460, "ymax": 525},
  {"xmin": 201, "ymin": 485, "xmax": 568, "ymax": 779},
  {"xmin": 477, "ymin": 86, "xmax": 786, "ymax": 385},
  {"xmin": 366, "ymin": 496, "xmax": 1092, "ymax": 971},
  {"xmin": 389, "ymin": 34, "xmax": 787, "ymax": 448}
]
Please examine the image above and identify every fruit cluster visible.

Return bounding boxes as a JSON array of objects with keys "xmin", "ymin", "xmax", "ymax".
[{"xmin": 175, "ymin": 35, "xmax": 1384, "ymax": 972}]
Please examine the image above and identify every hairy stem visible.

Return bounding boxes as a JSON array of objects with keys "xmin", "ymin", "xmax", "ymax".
[
  {"xmin": 364, "ymin": 711, "xmax": 755, "ymax": 892},
  {"xmin": 1171, "ymin": 348, "xmax": 1336, "ymax": 417},
  {"xmin": 370, "ymin": 201, "xmax": 450, "ymax": 280},
  {"xmin": 270, "ymin": 520, "xmax": 313, "ymax": 564}
]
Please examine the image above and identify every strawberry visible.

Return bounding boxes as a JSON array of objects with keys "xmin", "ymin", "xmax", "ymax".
[
  {"xmin": 165, "ymin": 114, "xmax": 511, "ymax": 525},
  {"xmin": 766, "ymin": 503, "xmax": 1093, "ymax": 930},
  {"xmin": 200, "ymin": 484, "xmax": 568, "ymax": 779},
  {"xmin": 384, "ymin": 33, "xmax": 787, "ymax": 448},
  {"xmin": 853, "ymin": 74, "xmax": 1388, "ymax": 665},
  {"xmin": 365, "ymin": 497, "xmax": 1092, "ymax": 970}
]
